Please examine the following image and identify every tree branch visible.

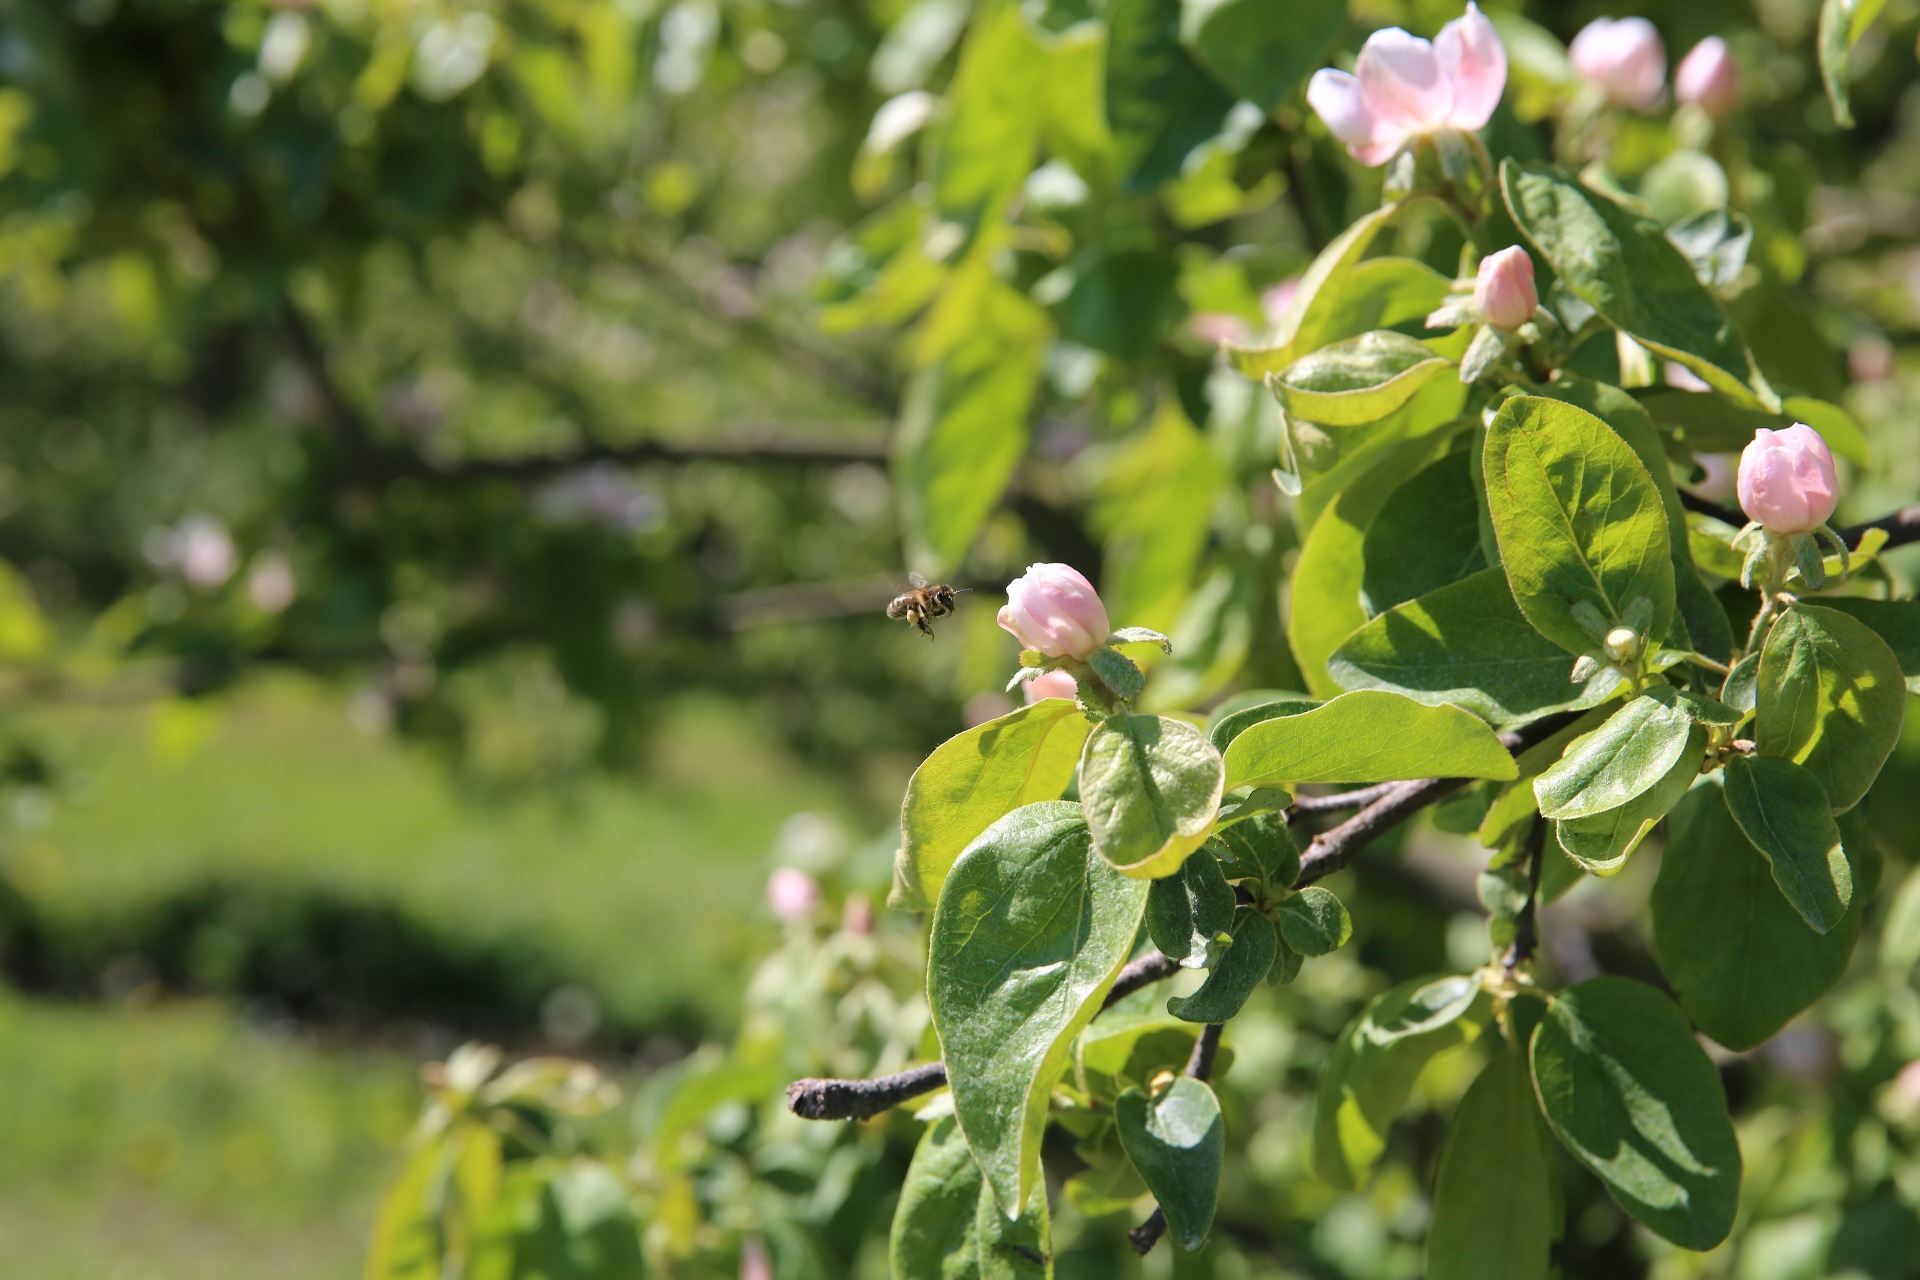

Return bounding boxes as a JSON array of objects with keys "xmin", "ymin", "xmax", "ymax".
[
  {"xmin": 1502, "ymin": 818, "xmax": 1547, "ymax": 972},
  {"xmin": 1289, "ymin": 781, "xmax": 1405, "ymax": 816},
  {"xmin": 784, "ymin": 951, "xmax": 1181, "ymax": 1122},
  {"xmin": 1294, "ymin": 776, "xmax": 1471, "ymax": 888},
  {"xmin": 1127, "ymin": 1021, "xmax": 1225, "ymax": 1257}
]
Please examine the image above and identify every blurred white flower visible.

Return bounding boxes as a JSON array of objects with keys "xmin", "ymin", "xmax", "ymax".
[
  {"xmin": 532, "ymin": 465, "xmax": 664, "ymax": 534},
  {"xmin": 146, "ymin": 514, "xmax": 238, "ymax": 591},
  {"xmin": 766, "ymin": 867, "xmax": 821, "ymax": 921},
  {"xmin": 246, "ymin": 550, "xmax": 296, "ymax": 613}
]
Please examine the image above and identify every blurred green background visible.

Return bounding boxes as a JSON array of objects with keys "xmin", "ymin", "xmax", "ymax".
[{"xmin": 4, "ymin": 0, "xmax": 1920, "ymax": 1276}]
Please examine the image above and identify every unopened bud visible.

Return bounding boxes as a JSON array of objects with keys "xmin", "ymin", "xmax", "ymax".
[{"xmin": 1603, "ymin": 627, "xmax": 1639, "ymax": 664}]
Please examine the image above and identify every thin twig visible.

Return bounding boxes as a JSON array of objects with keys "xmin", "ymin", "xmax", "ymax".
[
  {"xmin": 1288, "ymin": 781, "xmax": 1405, "ymax": 816},
  {"xmin": 1294, "ymin": 776, "xmax": 1471, "ymax": 887},
  {"xmin": 784, "ymin": 951, "xmax": 1180, "ymax": 1122},
  {"xmin": 1128, "ymin": 1022, "xmax": 1225, "ymax": 1257},
  {"xmin": 1502, "ymin": 819, "xmax": 1547, "ymax": 972}
]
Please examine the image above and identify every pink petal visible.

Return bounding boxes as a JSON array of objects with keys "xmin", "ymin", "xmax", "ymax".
[
  {"xmin": 1436, "ymin": 2, "xmax": 1506, "ymax": 130},
  {"xmin": 1307, "ymin": 69, "xmax": 1386, "ymax": 157},
  {"xmin": 1356, "ymin": 28, "xmax": 1453, "ymax": 134}
]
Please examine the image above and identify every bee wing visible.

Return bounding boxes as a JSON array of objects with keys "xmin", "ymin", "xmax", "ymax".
[{"xmin": 908, "ymin": 570, "xmax": 929, "ymax": 588}]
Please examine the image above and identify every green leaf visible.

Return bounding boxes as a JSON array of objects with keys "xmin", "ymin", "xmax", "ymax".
[
  {"xmin": 1668, "ymin": 209, "xmax": 1753, "ymax": 292},
  {"xmin": 1534, "ymin": 377, "xmax": 1734, "ymax": 662},
  {"xmin": 1880, "ymin": 864, "xmax": 1920, "ymax": 979},
  {"xmin": 1555, "ymin": 722, "xmax": 1705, "ymax": 874},
  {"xmin": 1178, "ymin": 0, "xmax": 1343, "ymax": 110},
  {"xmin": 1653, "ymin": 781, "xmax": 1860, "ymax": 1051},
  {"xmin": 1276, "ymin": 887, "xmax": 1351, "ymax": 957},
  {"xmin": 1533, "ymin": 691, "xmax": 1695, "ymax": 821},
  {"xmin": 1082, "ymin": 402, "xmax": 1223, "ymax": 634},
  {"xmin": 1501, "ymin": 161, "xmax": 1772, "ymax": 406},
  {"xmin": 929, "ymin": 802, "xmax": 1153, "ymax": 1214},
  {"xmin": 1819, "ymin": 0, "xmax": 1886, "ymax": 128},
  {"xmin": 1207, "ymin": 696, "xmax": 1318, "ymax": 753},
  {"xmin": 891, "ymin": 1116, "xmax": 1052, "ymax": 1279},
  {"xmin": 1146, "ymin": 849, "xmax": 1237, "ymax": 969},
  {"xmin": 1078, "ymin": 1014, "xmax": 1221, "ymax": 1101},
  {"xmin": 1635, "ymin": 389, "xmax": 1871, "ymax": 468},
  {"xmin": 1721, "ymin": 754, "xmax": 1852, "ymax": 934},
  {"xmin": 1272, "ymin": 331, "xmax": 1455, "ymax": 427},
  {"xmin": 1166, "ymin": 906, "xmax": 1277, "ymax": 1023},
  {"xmin": 1087, "ymin": 646, "xmax": 1145, "ymax": 702},
  {"xmin": 1223, "ymin": 689, "xmax": 1516, "ymax": 791},
  {"xmin": 1311, "ymin": 975, "xmax": 1491, "ymax": 1191},
  {"xmin": 1289, "ymin": 436, "xmax": 1454, "ymax": 696},
  {"xmin": 1210, "ymin": 812, "xmax": 1300, "ymax": 888},
  {"xmin": 1103, "ymin": 0, "xmax": 1238, "ymax": 192},
  {"xmin": 1115, "ymin": 1078, "xmax": 1224, "ymax": 1251},
  {"xmin": 1063, "ymin": 1123, "xmax": 1149, "ymax": 1217},
  {"xmin": 1483, "ymin": 394, "xmax": 1676, "ymax": 658},
  {"xmin": 1330, "ymin": 568, "xmax": 1628, "ymax": 729},
  {"xmin": 1110, "ymin": 626, "xmax": 1173, "ymax": 651},
  {"xmin": 1229, "ymin": 203, "xmax": 1406, "ymax": 380},
  {"xmin": 1756, "ymin": 605, "xmax": 1908, "ymax": 811},
  {"xmin": 1359, "ymin": 451, "xmax": 1488, "ymax": 616},
  {"xmin": 895, "ymin": 277, "xmax": 1050, "ymax": 573},
  {"xmin": 934, "ymin": 3, "xmax": 1048, "ymax": 233},
  {"xmin": 895, "ymin": 701, "xmax": 1094, "ymax": 911},
  {"xmin": 1426, "ymin": 1048, "xmax": 1557, "ymax": 1280},
  {"xmin": 1817, "ymin": 598, "xmax": 1920, "ymax": 693},
  {"xmin": 1530, "ymin": 976, "xmax": 1742, "ymax": 1250},
  {"xmin": 1079, "ymin": 714, "xmax": 1225, "ymax": 877}
]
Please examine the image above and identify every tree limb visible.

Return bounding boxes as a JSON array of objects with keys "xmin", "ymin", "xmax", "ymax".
[{"xmin": 784, "ymin": 951, "xmax": 1181, "ymax": 1122}]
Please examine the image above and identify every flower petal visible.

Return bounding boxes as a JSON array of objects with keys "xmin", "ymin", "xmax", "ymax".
[
  {"xmin": 1356, "ymin": 27, "xmax": 1452, "ymax": 133},
  {"xmin": 1436, "ymin": 2, "xmax": 1506, "ymax": 130},
  {"xmin": 1307, "ymin": 69, "xmax": 1384, "ymax": 155}
]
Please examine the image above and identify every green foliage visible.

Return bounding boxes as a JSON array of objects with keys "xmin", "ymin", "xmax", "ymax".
[
  {"xmin": 1425, "ymin": 1048, "xmax": 1557, "ymax": 1280},
  {"xmin": 1145, "ymin": 849, "xmax": 1237, "ymax": 969},
  {"xmin": 1653, "ymin": 782, "xmax": 1861, "ymax": 1050},
  {"xmin": 928, "ymin": 803, "xmax": 1150, "ymax": 1214},
  {"xmin": 895, "ymin": 701, "xmax": 1092, "ymax": 910},
  {"xmin": 1721, "ymin": 753, "xmax": 1854, "ymax": 934},
  {"xmin": 1166, "ymin": 906, "xmax": 1278, "ymax": 1024},
  {"xmin": 1483, "ymin": 395, "xmax": 1675, "ymax": 659},
  {"xmin": 1530, "ymin": 977, "xmax": 1742, "ymax": 1250},
  {"xmin": 1272, "ymin": 331, "xmax": 1456, "ymax": 426},
  {"xmin": 1114, "ymin": 1077, "xmax": 1225, "ymax": 1251},
  {"xmin": 1755, "ymin": 605, "xmax": 1907, "ymax": 812},
  {"xmin": 891, "ymin": 1117, "xmax": 1051, "ymax": 1280},
  {"xmin": 1078, "ymin": 714, "xmax": 1224, "ymax": 876},
  {"xmin": 1533, "ymin": 691, "xmax": 1695, "ymax": 820},
  {"xmin": 1311, "ymin": 975, "xmax": 1491, "ymax": 1191},
  {"xmin": 1222, "ymin": 690, "xmax": 1516, "ymax": 790}
]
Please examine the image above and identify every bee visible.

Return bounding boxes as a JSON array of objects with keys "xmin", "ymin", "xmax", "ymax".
[{"xmin": 886, "ymin": 572, "xmax": 968, "ymax": 640}]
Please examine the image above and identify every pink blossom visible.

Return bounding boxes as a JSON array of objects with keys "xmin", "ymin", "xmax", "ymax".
[
  {"xmin": 1261, "ymin": 278, "xmax": 1300, "ymax": 326},
  {"xmin": 1570, "ymin": 17, "xmax": 1667, "ymax": 111},
  {"xmin": 1023, "ymin": 669, "xmax": 1080, "ymax": 703},
  {"xmin": 766, "ymin": 868, "xmax": 820, "ymax": 922},
  {"xmin": 1473, "ymin": 246, "xmax": 1537, "ymax": 328},
  {"xmin": 1737, "ymin": 425, "xmax": 1839, "ymax": 535},
  {"xmin": 998, "ymin": 563, "xmax": 1110, "ymax": 660},
  {"xmin": 1675, "ymin": 37, "xmax": 1739, "ymax": 118},
  {"xmin": 1306, "ymin": 3, "xmax": 1506, "ymax": 166},
  {"xmin": 1188, "ymin": 312, "xmax": 1251, "ymax": 345}
]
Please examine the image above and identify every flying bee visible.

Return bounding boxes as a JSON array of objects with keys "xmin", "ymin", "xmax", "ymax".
[{"xmin": 887, "ymin": 572, "xmax": 968, "ymax": 640}]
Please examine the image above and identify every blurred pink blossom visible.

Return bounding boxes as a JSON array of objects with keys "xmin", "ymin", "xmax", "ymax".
[
  {"xmin": 1023, "ymin": 669, "xmax": 1080, "ymax": 703},
  {"xmin": 1570, "ymin": 17, "xmax": 1667, "ymax": 110},
  {"xmin": 766, "ymin": 867, "xmax": 820, "ymax": 922},
  {"xmin": 998, "ymin": 564, "xmax": 1110, "ymax": 660},
  {"xmin": 1307, "ymin": 3, "xmax": 1506, "ymax": 166},
  {"xmin": 1675, "ymin": 36, "xmax": 1739, "ymax": 117}
]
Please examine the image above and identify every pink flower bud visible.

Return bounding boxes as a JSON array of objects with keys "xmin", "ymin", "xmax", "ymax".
[
  {"xmin": 1675, "ymin": 37, "xmax": 1739, "ymax": 118},
  {"xmin": 1307, "ymin": 3, "xmax": 1506, "ymax": 166},
  {"xmin": 1569, "ymin": 17, "xmax": 1667, "ymax": 111},
  {"xmin": 1737, "ymin": 424, "xmax": 1839, "ymax": 535},
  {"xmin": 998, "ymin": 563, "xmax": 1110, "ymax": 660},
  {"xmin": 1473, "ymin": 246, "xmax": 1537, "ymax": 328},
  {"xmin": 766, "ymin": 868, "xmax": 820, "ymax": 922},
  {"xmin": 1023, "ymin": 669, "xmax": 1080, "ymax": 703}
]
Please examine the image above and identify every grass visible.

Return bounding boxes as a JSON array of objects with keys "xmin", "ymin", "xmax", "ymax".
[
  {"xmin": 0, "ymin": 672, "xmax": 899, "ymax": 1278},
  {"xmin": 12, "ymin": 672, "xmax": 890, "ymax": 1032}
]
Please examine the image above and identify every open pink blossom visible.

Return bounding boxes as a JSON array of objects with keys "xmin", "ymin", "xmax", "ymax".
[
  {"xmin": 1473, "ymin": 246, "xmax": 1537, "ymax": 328},
  {"xmin": 1675, "ymin": 36, "xmax": 1739, "ymax": 118},
  {"xmin": 1569, "ymin": 17, "xmax": 1667, "ymax": 111},
  {"xmin": 1737, "ymin": 424, "xmax": 1839, "ymax": 535},
  {"xmin": 998, "ymin": 563, "xmax": 1110, "ymax": 660},
  {"xmin": 1306, "ymin": 3, "xmax": 1506, "ymax": 166},
  {"xmin": 1023, "ymin": 669, "xmax": 1080, "ymax": 703}
]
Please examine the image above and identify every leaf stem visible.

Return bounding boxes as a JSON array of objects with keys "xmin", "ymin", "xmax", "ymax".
[{"xmin": 1502, "ymin": 818, "xmax": 1547, "ymax": 972}]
